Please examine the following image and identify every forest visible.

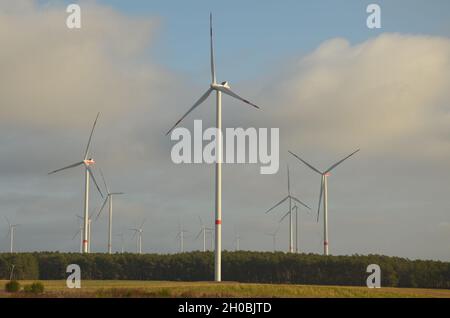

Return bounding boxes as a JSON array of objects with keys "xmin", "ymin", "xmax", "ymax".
[{"xmin": 0, "ymin": 251, "xmax": 449, "ymax": 289}]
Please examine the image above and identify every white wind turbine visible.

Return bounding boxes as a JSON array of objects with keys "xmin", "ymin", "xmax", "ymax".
[
  {"xmin": 266, "ymin": 166, "xmax": 310, "ymax": 253},
  {"xmin": 265, "ymin": 226, "xmax": 280, "ymax": 252},
  {"xmin": 195, "ymin": 217, "xmax": 213, "ymax": 252},
  {"xmin": 166, "ymin": 14, "xmax": 261, "ymax": 282},
  {"xmin": 95, "ymin": 170, "xmax": 124, "ymax": 254},
  {"xmin": 116, "ymin": 233, "xmax": 125, "ymax": 253},
  {"xmin": 5, "ymin": 217, "xmax": 20, "ymax": 253},
  {"xmin": 49, "ymin": 113, "xmax": 104, "ymax": 253},
  {"xmin": 289, "ymin": 149, "xmax": 360, "ymax": 255},
  {"xmin": 176, "ymin": 222, "xmax": 189, "ymax": 253},
  {"xmin": 130, "ymin": 219, "xmax": 145, "ymax": 255},
  {"xmin": 279, "ymin": 204, "xmax": 307, "ymax": 253},
  {"xmin": 233, "ymin": 231, "xmax": 241, "ymax": 251}
]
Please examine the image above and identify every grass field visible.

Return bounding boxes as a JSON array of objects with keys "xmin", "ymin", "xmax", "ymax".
[{"xmin": 1, "ymin": 280, "xmax": 450, "ymax": 298}]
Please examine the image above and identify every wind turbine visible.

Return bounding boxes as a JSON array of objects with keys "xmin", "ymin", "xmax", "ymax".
[
  {"xmin": 195, "ymin": 217, "xmax": 213, "ymax": 252},
  {"xmin": 49, "ymin": 113, "xmax": 104, "ymax": 253},
  {"xmin": 166, "ymin": 14, "xmax": 261, "ymax": 282},
  {"xmin": 130, "ymin": 219, "xmax": 145, "ymax": 254},
  {"xmin": 279, "ymin": 204, "xmax": 307, "ymax": 253},
  {"xmin": 5, "ymin": 217, "xmax": 20, "ymax": 253},
  {"xmin": 265, "ymin": 226, "xmax": 280, "ymax": 252},
  {"xmin": 116, "ymin": 233, "xmax": 125, "ymax": 253},
  {"xmin": 233, "ymin": 232, "xmax": 241, "ymax": 251},
  {"xmin": 266, "ymin": 166, "xmax": 310, "ymax": 253},
  {"xmin": 95, "ymin": 169, "xmax": 124, "ymax": 254},
  {"xmin": 289, "ymin": 149, "xmax": 360, "ymax": 255},
  {"xmin": 176, "ymin": 223, "xmax": 189, "ymax": 253}
]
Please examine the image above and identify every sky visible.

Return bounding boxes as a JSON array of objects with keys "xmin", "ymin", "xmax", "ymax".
[{"xmin": 1, "ymin": 0, "xmax": 450, "ymax": 261}]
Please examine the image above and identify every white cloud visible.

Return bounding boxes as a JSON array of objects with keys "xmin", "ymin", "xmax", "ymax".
[{"xmin": 268, "ymin": 34, "xmax": 450, "ymax": 157}]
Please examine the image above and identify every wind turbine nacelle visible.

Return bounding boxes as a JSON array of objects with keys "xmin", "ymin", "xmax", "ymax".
[
  {"xmin": 84, "ymin": 159, "xmax": 96, "ymax": 166},
  {"xmin": 221, "ymin": 81, "xmax": 230, "ymax": 88},
  {"xmin": 324, "ymin": 172, "xmax": 331, "ymax": 177}
]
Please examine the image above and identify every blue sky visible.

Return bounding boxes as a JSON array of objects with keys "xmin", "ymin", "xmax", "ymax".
[
  {"xmin": 39, "ymin": 0, "xmax": 450, "ymax": 81},
  {"xmin": 92, "ymin": 0, "xmax": 450, "ymax": 80}
]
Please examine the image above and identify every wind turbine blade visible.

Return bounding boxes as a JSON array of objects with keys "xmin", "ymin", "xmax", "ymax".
[
  {"xmin": 110, "ymin": 192, "xmax": 125, "ymax": 195},
  {"xmin": 317, "ymin": 176, "xmax": 324, "ymax": 222},
  {"xmin": 198, "ymin": 216, "xmax": 203, "ymax": 228},
  {"xmin": 325, "ymin": 149, "xmax": 360, "ymax": 173},
  {"xmin": 140, "ymin": 219, "xmax": 146, "ymax": 229},
  {"xmin": 287, "ymin": 165, "xmax": 290, "ymax": 196},
  {"xmin": 216, "ymin": 86, "xmax": 260, "ymax": 109},
  {"xmin": 288, "ymin": 151, "xmax": 322, "ymax": 175},
  {"xmin": 99, "ymin": 169, "xmax": 109, "ymax": 194},
  {"xmin": 87, "ymin": 166, "xmax": 104, "ymax": 198},
  {"xmin": 48, "ymin": 161, "xmax": 84, "ymax": 175},
  {"xmin": 95, "ymin": 197, "xmax": 109, "ymax": 221},
  {"xmin": 265, "ymin": 196, "xmax": 289, "ymax": 214},
  {"xmin": 210, "ymin": 13, "xmax": 216, "ymax": 84},
  {"xmin": 84, "ymin": 112, "xmax": 100, "ymax": 160},
  {"xmin": 166, "ymin": 88, "xmax": 213, "ymax": 135},
  {"xmin": 290, "ymin": 195, "xmax": 311, "ymax": 210},
  {"xmin": 279, "ymin": 211, "xmax": 290, "ymax": 223},
  {"xmin": 131, "ymin": 230, "xmax": 138, "ymax": 240},
  {"xmin": 4, "ymin": 216, "xmax": 11, "ymax": 226},
  {"xmin": 274, "ymin": 226, "xmax": 280, "ymax": 235},
  {"xmin": 72, "ymin": 229, "xmax": 81, "ymax": 240},
  {"xmin": 194, "ymin": 229, "xmax": 202, "ymax": 240}
]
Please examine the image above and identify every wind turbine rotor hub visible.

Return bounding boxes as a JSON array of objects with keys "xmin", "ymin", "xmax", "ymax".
[
  {"xmin": 324, "ymin": 172, "xmax": 331, "ymax": 177},
  {"xmin": 83, "ymin": 159, "xmax": 95, "ymax": 166},
  {"xmin": 211, "ymin": 82, "xmax": 230, "ymax": 90}
]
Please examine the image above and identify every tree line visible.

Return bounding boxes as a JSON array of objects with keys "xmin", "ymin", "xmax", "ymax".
[{"xmin": 0, "ymin": 251, "xmax": 449, "ymax": 289}]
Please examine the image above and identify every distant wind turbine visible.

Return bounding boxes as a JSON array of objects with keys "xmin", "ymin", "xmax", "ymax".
[
  {"xmin": 266, "ymin": 166, "xmax": 310, "ymax": 253},
  {"xmin": 166, "ymin": 14, "xmax": 261, "ymax": 282},
  {"xmin": 195, "ymin": 217, "xmax": 213, "ymax": 252},
  {"xmin": 95, "ymin": 169, "xmax": 124, "ymax": 254},
  {"xmin": 49, "ymin": 113, "xmax": 104, "ymax": 253},
  {"xmin": 130, "ymin": 219, "xmax": 145, "ymax": 254},
  {"xmin": 233, "ymin": 232, "xmax": 241, "ymax": 251},
  {"xmin": 176, "ymin": 222, "xmax": 189, "ymax": 253},
  {"xmin": 279, "ymin": 205, "xmax": 308, "ymax": 253},
  {"xmin": 289, "ymin": 149, "xmax": 360, "ymax": 255},
  {"xmin": 5, "ymin": 217, "xmax": 20, "ymax": 253},
  {"xmin": 116, "ymin": 233, "xmax": 125, "ymax": 253},
  {"xmin": 265, "ymin": 226, "xmax": 280, "ymax": 252}
]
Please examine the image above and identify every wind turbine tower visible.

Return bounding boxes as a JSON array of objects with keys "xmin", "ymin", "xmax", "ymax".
[
  {"xmin": 166, "ymin": 14, "xmax": 261, "ymax": 282},
  {"xmin": 96, "ymin": 169, "xmax": 124, "ymax": 254}
]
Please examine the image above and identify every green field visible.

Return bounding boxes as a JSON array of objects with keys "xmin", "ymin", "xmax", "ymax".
[{"xmin": 1, "ymin": 280, "xmax": 450, "ymax": 298}]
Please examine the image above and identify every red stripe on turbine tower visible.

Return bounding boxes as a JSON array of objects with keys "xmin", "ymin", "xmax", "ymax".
[{"xmin": 215, "ymin": 220, "xmax": 222, "ymax": 225}]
